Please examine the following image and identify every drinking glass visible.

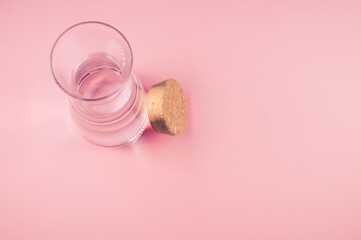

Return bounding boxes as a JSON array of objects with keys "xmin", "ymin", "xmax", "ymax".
[{"xmin": 50, "ymin": 21, "xmax": 147, "ymax": 147}]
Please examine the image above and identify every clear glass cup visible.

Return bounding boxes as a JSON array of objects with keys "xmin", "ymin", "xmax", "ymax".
[{"xmin": 50, "ymin": 21, "xmax": 147, "ymax": 147}]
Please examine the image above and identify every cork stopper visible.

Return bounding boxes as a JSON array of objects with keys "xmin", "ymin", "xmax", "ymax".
[{"xmin": 147, "ymin": 79, "xmax": 187, "ymax": 136}]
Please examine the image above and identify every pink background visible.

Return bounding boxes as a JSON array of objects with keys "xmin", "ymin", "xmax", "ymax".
[{"xmin": 1, "ymin": 0, "xmax": 361, "ymax": 239}]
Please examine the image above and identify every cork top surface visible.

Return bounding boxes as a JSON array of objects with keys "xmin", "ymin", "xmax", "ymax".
[{"xmin": 147, "ymin": 79, "xmax": 187, "ymax": 136}]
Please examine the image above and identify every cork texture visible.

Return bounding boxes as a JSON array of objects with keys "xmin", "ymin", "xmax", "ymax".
[{"xmin": 147, "ymin": 79, "xmax": 187, "ymax": 136}]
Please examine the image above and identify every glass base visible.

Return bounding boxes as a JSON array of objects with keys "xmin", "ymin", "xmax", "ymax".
[{"xmin": 69, "ymin": 72, "xmax": 147, "ymax": 147}]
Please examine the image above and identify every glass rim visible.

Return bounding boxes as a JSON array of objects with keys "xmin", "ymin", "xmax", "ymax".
[{"xmin": 50, "ymin": 21, "xmax": 134, "ymax": 101}]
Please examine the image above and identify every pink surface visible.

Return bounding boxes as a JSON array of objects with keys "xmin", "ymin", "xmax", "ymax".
[{"xmin": 1, "ymin": 0, "xmax": 361, "ymax": 239}]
